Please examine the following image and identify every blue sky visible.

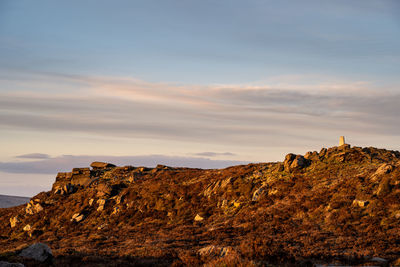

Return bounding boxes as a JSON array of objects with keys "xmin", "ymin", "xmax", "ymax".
[{"xmin": 1, "ymin": 0, "xmax": 400, "ymax": 196}]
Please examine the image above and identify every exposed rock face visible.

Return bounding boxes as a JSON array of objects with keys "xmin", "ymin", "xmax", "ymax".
[{"xmin": 18, "ymin": 243, "xmax": 52, "ymax": 262}]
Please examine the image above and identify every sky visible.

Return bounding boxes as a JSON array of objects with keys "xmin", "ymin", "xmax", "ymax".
[{"xmin": 1, "ymin": 0, "xmax": 400, "ymax": 196}]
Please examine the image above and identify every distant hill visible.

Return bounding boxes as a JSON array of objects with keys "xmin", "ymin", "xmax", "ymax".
[
  {"xmin": 1, "ymin": 145, "xmax": 400, "ymax": 266},
  {"xmin": 0, "ymin": 194, "xmax": 30, "ymax": 208}
]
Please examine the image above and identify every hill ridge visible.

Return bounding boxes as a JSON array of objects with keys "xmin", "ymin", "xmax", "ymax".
[{"xmin": 1, "ymin": 145, "xmax": 400, "ymax": 266}]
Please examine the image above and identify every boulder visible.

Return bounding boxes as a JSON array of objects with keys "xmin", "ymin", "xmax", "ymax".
[
  {"xmin": 90, "ymin": 161, "xmax": 116, "ymax": 170},
  {"xmin": 23, "ymin": 225, "xmax": 31, "ymax": 232},
  {"xmin": 290, "ymin": 155, "xmax": 308, "ymax": 169},
  {"xmin": 97, "ymin": 199, "xmax": 107, "ymax": 211},
  {"xmin": 371, "ymin": 164, "xmax": 394, "ymax": 182},
  {"xmin": 54, "ymin": 183, "xmax": 75, "ymax": 195},
  {"xmin": 10, "ymin": 216, "xmax": 20, "ymax": 228},
  {"xmin": 284, "ymin": 154, "xmax": 309, "ymax": 172},
  {"xmin": 96, "ymin": 184, "xmax": 112, "ymax": 197},
  {"xmin": 25, "ymin": 201, "xmax": 43, "ymax": 215},
  {"xmin": 198, "ymin": 245, "xmax": 233, "ymax": 258},
  {"xmin": 352, "ymin": 199, "xmax": 369, "ymax": 208},
  {"xmin": 71, "ymin": 213, "xmax": 85, "ymax": 222},
  {"xmin": 194, "ymin": 214, "xmax": 204, "ymax": 222},
  {"xmin": 18, "ymin": 243, "xmax": 52, "ymax": 262}
]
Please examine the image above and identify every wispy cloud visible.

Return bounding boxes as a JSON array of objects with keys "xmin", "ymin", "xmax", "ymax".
[
  {"xmin": 192, "ymin": 152, "xmax": 236, "ymax": 157},
  {"xmin": 1, "ymin": 71, "xmax": 400, "ymax": 150},
  {"xmin": 16, "ymin": 153, "xmax": 50, "ymax": 159}
]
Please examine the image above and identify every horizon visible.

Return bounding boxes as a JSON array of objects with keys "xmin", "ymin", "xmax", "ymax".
[{"xmin": 1, "ymin": 0, "xmax": 400, "ymax": 196}]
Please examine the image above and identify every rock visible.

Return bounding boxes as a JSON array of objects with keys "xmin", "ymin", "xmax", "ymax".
[
  {"xmin": 112, "ymin": 207, "xmax": 120, "ymax": 215},
  {"xmin": 371, "ymin": 164, "xmax": 394, "ymax": 183},
  {"xmin": 375, "ymin": 164, "xmax": 393, "ymax": 176},
  {"xmin": 10, "ymin": 216, "xmax": 20, "ymax": 228},
  {"xmin": 115, "ymin": 195, "xmax": 125, "ymax": 205},
  {"xmin": 0, "ymin": 261, "xmax": 25, "ymax": 267},
  {"xmin": 63, "ymin": 183, "xmax": 75, "ymax": 194},
  {"xmin": 352, "ymin": 199, "xmax": 369, "ymax": 208},
  {"xmin": 156, "ymin": 164, "xmax": 170, "ymax": 170},
  {"xmin": 304, "ymin": 151, "xmax": 318, "ymax": 161},
  {"xmin": 70, "ymin": 167, "xmax": 91, "ymax": 186},
  {"xmin": 284, "ymin": 154, "xmax": 309, "ymax": 171},
  {"xmin": 198, "ymin": 245, "xmax": 233, "ymax": 258},
  {"xmin": 18, "ymin": 243, "xmax": 52, "ymax": 262},
  {"xmin": 252, "ymin": 186, "xmax": 267, "ymax": 201},
  {"xmin": 290, "ymin": 155, "xmax": 308, "ymax": 169},
  {"xmin": 319, "ymin": 148, "xmax": 327, "ymax": 158},
  {"xmin": 90, "ymin": 161, "xmax": 116, "ymax": 170},
  {"xmin": 221, "ymin": 177, "xmax": 234, "ymax": 188},
  {"xmin": 25, "ymin": 201, "xmax": 43, "ymax": 215},
  {"xmin": 97, "ymin": 199, "xmax": 106, "ymax": 211},
  {"xmin": 284, "ymin": 153, "xmax": 296, "ymax": 171},
  {"xmin": 376, "ymin": 177, "xmax": 392, "ymax": 197},
  {"xmin": 194, "ymin": 214, "xmax": 204, "ymax": 221},
  {"xmin": 23, "ymin": 224, "xmax": 31, "ymax": 231},
  {"xmin": 96, "ymin": 184, "xmax": 112, "ymax": 197},
  {"xmin": 71, "ymin": 213, "xmax": 85, "ymax": 222}
]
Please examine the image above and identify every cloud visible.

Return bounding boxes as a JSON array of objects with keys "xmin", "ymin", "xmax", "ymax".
[
  {"xmin": 0, "ymin": 154, "xmax": 249, "ymax": 174},
  {"xmin": 1, "ymin": 71, "xmax": 400, "ymax": 151},
  {"xmin": 192, "ymin": 152, "xmax": 236, "ymax": 157},
  {"xmin": 16, "ymin": 153, "xmax": 50, "ymax": 159}
]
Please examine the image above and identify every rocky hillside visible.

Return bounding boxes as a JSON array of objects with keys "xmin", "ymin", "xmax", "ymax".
[{"xmin": 1, "ymin": 145, "xmax": 400, "ymax": 266}]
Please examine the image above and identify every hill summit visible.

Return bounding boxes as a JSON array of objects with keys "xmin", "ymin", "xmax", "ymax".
[{"xmin": 1, "ymin": 145, "xmax": 400, "ymax": 266}]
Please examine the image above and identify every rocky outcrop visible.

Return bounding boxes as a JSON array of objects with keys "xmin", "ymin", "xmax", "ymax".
[
  {"xmin": 90, "ymin": 161, "xmax": 116, "ymax": 170},
  {"xmin": 284, "ymin": 154, "xmax": 309, "ymax": 172},
  {"xmin": 25, "ymin": 200, "xmax": 43, "ymax": 215},
  {"xmin": 2, "ymin": 145, "xmax": 400, "ymax": 266}
]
